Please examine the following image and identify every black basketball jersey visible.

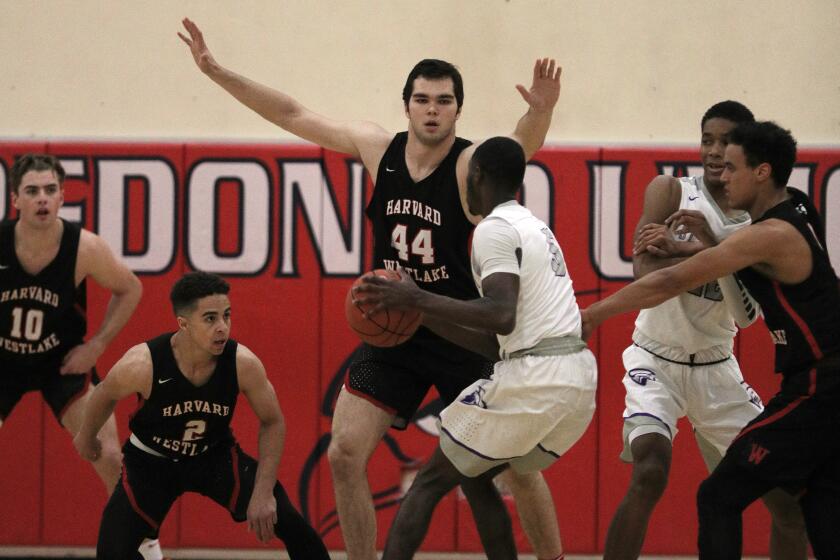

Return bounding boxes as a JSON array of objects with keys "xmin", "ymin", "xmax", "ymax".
[
  {"xmin": 0, "ymin": 219, "xmax": 86, "ymax": 366},
  {"xmin": 129, "ymin": 333, "xmax": 239, "ymax": 459},
  {"xmin": 737, "ymin": 200, "xmax": 840, "ymax": 378},
  {"xmin": 367, "ymin": 133, "xmax": 485, "ymax": 356}
]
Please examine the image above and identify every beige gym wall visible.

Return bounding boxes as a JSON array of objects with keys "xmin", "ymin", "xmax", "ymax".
[{"xmin": 2, "ymin": 0, "xmax": 838, "ymax": 144}]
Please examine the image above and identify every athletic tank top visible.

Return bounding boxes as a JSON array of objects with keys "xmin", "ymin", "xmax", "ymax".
[
  {"xmin": 634, "ymin": 176, "xmax": 751, "ymax": 354},
  {"xmin": 472, "ymin": 201, "xmax": 581, "ymax": 357},
  {"xmin": 129, "ymin": 333, "xmax": 239, "ymax": 458},
  {"xmin": 736, "ymin": 201, "xmax": 840, "ymax": 377},
  {"xmin": 366, "ymin": 132, "xmax": 481, "ymax": 357},
  {"xmin": 0, "ymin": 219, "xmax": 86, "ymax": 366}
]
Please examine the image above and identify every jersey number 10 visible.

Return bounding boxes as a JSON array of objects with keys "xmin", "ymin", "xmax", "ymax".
[{"xmin": 10, "ymin": 307, "xmax": 44, "ymax": 341}]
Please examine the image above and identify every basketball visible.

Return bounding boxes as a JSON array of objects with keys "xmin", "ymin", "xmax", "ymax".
[{"xmin": 345, "ymin": 269, "xmax": 422, "ymax": 347}]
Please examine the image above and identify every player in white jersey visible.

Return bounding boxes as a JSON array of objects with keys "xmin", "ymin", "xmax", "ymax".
[
  {"xmin": 356, "ymin": 137, "xmax": 595, "ymax": 560},
  {"xmin": 603, "ymin": 101, "xmax": 807, "ymax": 560}
]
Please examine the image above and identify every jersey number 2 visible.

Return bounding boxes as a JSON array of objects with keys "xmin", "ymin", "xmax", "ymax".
[
  {"xmin": 391, "ymin": 224, "xmax": 434, "ymax": 264},
  {"xmin": 183, "ymin": 420, "xmax": 207, "ymax": 442},
  {"xmin": 10, "ymin": 307, "xmax": 44, "ymax": 341}
]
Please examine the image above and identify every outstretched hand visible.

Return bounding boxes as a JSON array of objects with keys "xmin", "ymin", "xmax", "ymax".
[
  {"xmin": 353, "ymin": 268, "xmax": 421, "ymax": 317},
  {"xmin": 178, "ymin": 17, "xmax": 218, "ymax": 74},
  {"xmin": 515, "ymin": 58, "xmax": 562, "ymax": 113}
]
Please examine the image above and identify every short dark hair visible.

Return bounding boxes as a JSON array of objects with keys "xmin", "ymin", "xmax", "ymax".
[
  {"xmin": 402, "ymin": 59, "xmax": 464, "ymax": 110},
  {"xmin": 729, "ymin": 121, "xmax": 797, "ymax": 187},
  {"xmin": 10, "ymin": 153, "xmax": 66, "ymax": 194},
  {"xmin": 472, "ymin": 137, "xmax": 526, "ymax": 195},
  {"xmin": 170, "ymin": 272, "xmax": 230, "ymax": 316},
  {"xmin": 701, "ymin": 100, "xmax": 755, "ymax": 129}
]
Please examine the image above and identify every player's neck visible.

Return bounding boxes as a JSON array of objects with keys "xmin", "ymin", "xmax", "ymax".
[
  {"xmin": 171, "ymin": 331, "xmax": 217, "ymax": 374},
  {"xmin": 14, "ymin": 218, "xmax": 63, "ymax": 255},
  {"xmin": 749, "ymin": 187, "xmax": 788, "ymax": 221},
  {"xmin": 404, "ymin": 132, "xmax": 456, "ymax": 181}
]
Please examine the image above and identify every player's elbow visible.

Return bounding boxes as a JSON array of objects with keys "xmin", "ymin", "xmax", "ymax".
[{"xmin": 495, "ymin": 311, "xmax": 517, "ymax": 336}]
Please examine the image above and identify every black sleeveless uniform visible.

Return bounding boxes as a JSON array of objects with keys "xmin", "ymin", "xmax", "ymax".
[
  {"xmin": 0, "ymin": 219, "xmax": 91, "ymax": 422},
  {"xmin": 348, "ymin": 132, "xmax": 494, "ymax": 428},
  {"xmin": 697, "ymin": 200, "xmax": 840, "ymax": 559},
  {"xmin": 97, "ymin": 333, "xmax": 329, "ymax": 559}
]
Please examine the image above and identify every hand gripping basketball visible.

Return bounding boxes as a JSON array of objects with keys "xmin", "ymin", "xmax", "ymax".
[{"xmin": 345, "ymin": 269, "xmax": 422, "ymax": 347}]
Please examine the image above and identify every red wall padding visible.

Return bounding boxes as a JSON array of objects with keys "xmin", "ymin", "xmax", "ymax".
[{"xmin": 1, "ymin": 141, "xmax": 838, "ymax": 555}]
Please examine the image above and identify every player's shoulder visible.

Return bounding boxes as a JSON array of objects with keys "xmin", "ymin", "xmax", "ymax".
[
  {"xmin": 645, "ymin": 174, "xmax": 682, "ymax": 195},
  {"xmin": 234, "ymin": 343, "xmax": 265, "ymax": 373},
  {"xmin": 110, "ymin": 343, "xmax": 153, "ymax": 382},
  {"xmin": 76, "ymin": 227, "xmax": 112, "ymax": 258}
]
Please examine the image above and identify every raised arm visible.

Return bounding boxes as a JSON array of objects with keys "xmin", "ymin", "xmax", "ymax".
[
  {"xmin": 74, "ymin": 344, "xmax": 153, "ymax": 461},
  {"xmin": 178, "ymin": 18, "xmax": 391, "ymax": 172},
  {"xmin": 456, "ymin": 58, "xmax": 561, "ymax": 222},
  {"xmin": 510, "ymin": 58, "xmax": 562, "ymax": 160},
  {"xmin": 62, "ymin": 230, "xmax": 143, "ymax": 375},
  {"xmin": 236, "ymin": 344, "xmax": 286, "ymax": 543}
]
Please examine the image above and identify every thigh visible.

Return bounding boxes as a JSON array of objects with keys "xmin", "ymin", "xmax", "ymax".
[
  {"xmin": 42, "ymin": 367, "xmax": 95, "ymax": 425},
  {"xmin": 345, "ymin": 343, "xmax": 429, "ymax": 429},
  {"xmin": 118, "ymin": 444, "xmax": 181, "ymax": 532},
  {"xmin": 192, "ymin": 443, "xmax": 252, "ymax": 521},
  {"xmin": 330, "ymin": 387, "xmax": 395, "ymax": 462},
  {"xmin": 687, "ymin": 358, "xmax": 763, "ymax": 456},
  {"xmin": 620, "ymin": 346, "xmax": 684, "ymax": 461}
]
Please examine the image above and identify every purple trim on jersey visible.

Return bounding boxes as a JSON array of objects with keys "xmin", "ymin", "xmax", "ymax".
[
  {"xmin": 440, "ymin": 425, "xmax": 518, "ymax": 462},
  {"xmin": 772, "ymin": 281, "xmax": 825, "ymax": 361},
  {"xmin": 623, "ymin": 412, "xmax": 672, "ymax": 437}
]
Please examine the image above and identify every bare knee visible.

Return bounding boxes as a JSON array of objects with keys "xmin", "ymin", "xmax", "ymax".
[
  {"xmin": 629, "ymin": 457, "xmax": 669, "ymax": 502},
  {"xmin": 327, "ymin": 432, "xmax": 369, "ymax": 483}
]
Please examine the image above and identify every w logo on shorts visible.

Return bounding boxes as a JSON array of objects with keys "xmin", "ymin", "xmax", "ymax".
[
  {"xmin": 628, "ymin": 368, "xmax": 656, "ymax": 386},
  {"xmin": 460, "ymin": 385, "xmax": 487, "ymax": 409}
]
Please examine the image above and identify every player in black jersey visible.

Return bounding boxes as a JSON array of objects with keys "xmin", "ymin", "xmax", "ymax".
[
  {"xmin": 180, "ymin": 18, "xmax": 565, "ymax": 560},
  {"xmin": 74, "ymin": 272, "xmax": 330, "ymax": 559},
  {"xmin": 0, "ymin": 154, "xmax": 163, "ymax": 558},
  {"xmin": 581, "ymin": 121, "xmax": 840, "ymax": 558}
]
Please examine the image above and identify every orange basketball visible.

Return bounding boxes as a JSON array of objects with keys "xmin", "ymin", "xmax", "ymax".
[{"xmin": 345, "ymin": 269, "xmax": 422, "ymax": 347}]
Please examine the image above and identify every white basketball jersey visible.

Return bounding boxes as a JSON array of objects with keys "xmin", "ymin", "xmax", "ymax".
[
  {"xmin": 471, "ymin": 201, "xmax": 581, "ymax": 358},
  {"xmin": 634, "ymin": 176, "xmax": 751, "ymax": 353}
]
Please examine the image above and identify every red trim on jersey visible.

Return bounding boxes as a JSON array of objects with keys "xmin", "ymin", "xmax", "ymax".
[
  {"xmin": 735, "ymin": 396, "xmax": 808, "ymax": 444},
  {"xmin": 773, "ymin": 281, "xmax": 824, "ymax": 360},
  {"xmin": 121, "ymin": 468, "xmax": 159, "ymax": 529},
  {"xmin": 228, "ymin": 446, "xmax": 241, "ymax": 512},
  {"xmin": 58, "ymin": 369, "xmax": 92, "ymax": 425},
  {"xmin": 343, "ymin": 383, "xmax": 398, "ymax": 415}
]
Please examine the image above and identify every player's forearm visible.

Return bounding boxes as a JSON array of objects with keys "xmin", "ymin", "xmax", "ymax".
[
  {"xmin": 78, "ymin": 384, "xmax": 118, "ymax": 441},
  {"xmin": 633, "ymin": 254, "xmax": 686, "ymax": 279},
  {"xmin": 416, "ymin": 290, "xmax": 515, "ymax": 335},
  {"xmin": 253, "ymin": 417, "xmax": 285, "ymax": 497},
  {"xmin": 205, "ymin": 63, "xmax": 308, "ymax": 132},
  {"xmin": 89, "ymin": 277, "xmax": 142, "ymax": 351},
  {"xmin": 512, "ymin": 107, "xmax": 552, "ymax": 160},
  {"xmin": 422, "ymin": 316, "xmax": 499, "ymax": 360},
  {"xmin": 587, "ymin": 268, "xmax": 681, "ymax": 328}
]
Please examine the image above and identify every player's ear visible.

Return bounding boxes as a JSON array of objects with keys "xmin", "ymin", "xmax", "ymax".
[
  {"xmin": 176, "ymin": 316, "xmax": 188, "ymax": 331},
  {"xmin": 755, "ymin": 162, "xmax": 772, "ymax": 182}
]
